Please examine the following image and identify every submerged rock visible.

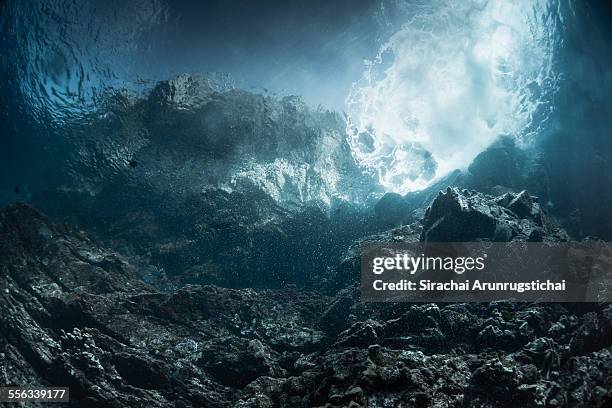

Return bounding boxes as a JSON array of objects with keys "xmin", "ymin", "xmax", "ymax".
[
  {"xmin": 0, "ymin": 204, "xmax": 329, "ymax": 406},
  {"xmin": 420, "ymin": 187, "xmax": 568, "ymax": 242},
  {"xmin": 1, "ymin": 203, "xmax": 610, "ymax": 407},
  {"xmin": 326, "ymin": 187, "xmax": 568, "ymax": 291}
]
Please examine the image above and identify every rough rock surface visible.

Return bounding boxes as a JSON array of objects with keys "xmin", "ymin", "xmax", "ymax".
[
  {"xmin": 325, "ymin": 187, "xmax": 568, "ymax": 292},
  {"xmin": 1, "ymin": 197, "xmax": 610, "ymax": 407},
  {"xmin": 0, "ymin": 204, "xmax": 330, "ymax": 407},
  {"xmin": 420, "ymin": 187, "xmax": 568, "ymax": 243}
]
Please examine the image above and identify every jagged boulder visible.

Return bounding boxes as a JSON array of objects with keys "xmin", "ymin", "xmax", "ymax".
[
  {"xmin": 420, "ymin": 187, "xmax": 568, "ymax": 242},
  {"xmin": 420, "ymin": 187, "xmax": 498, "ymax": 241}
]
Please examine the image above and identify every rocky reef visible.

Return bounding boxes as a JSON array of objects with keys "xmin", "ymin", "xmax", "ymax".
[{"xmin": 2, "ymin": 187, "xmax": 610, "ymax": 407}]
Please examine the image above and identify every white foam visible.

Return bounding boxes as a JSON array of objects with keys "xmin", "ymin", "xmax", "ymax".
[{"xmin": 346, "ymin": 0, "xmax": 561, "ymax": 193}]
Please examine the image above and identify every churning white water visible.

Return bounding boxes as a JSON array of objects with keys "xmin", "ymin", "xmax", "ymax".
[{"xmin": 346, "ymin": 0, "xmax": 563, "ymax": 193}]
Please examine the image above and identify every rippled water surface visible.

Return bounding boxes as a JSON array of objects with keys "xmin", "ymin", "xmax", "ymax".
[
  {"xmin": 1, "ymin": 0, "xmax": 611, "ymax": 203},
  {"xmin": 346, "ymin": 0, "xmax": 567, "ymax": 193}
]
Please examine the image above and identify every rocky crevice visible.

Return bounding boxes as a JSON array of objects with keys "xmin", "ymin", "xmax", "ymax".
[{"xmin": 1, "ymin": 189, "xmax": 611, "ymax": 407}]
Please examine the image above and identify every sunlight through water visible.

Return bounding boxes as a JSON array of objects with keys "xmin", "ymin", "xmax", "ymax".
[{"xmin": 346, "ymin": 0, "xmax": 564, "ymax": 193}]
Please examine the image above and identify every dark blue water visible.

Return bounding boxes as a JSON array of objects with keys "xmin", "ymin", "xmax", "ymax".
[{"xmin": 1, "ymin": 0, "xmax": 612, "ymax": 241}]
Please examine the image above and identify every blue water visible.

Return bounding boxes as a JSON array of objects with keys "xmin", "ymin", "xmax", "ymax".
[{"xmin": 1, "ymin": 0, "xmax": 612, "ymax": 238}]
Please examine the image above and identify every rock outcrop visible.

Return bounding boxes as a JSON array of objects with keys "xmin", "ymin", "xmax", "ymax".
[
  {"xmin": 2, "ymin": 198, "xmax": 610, "ymax": 407},
  {"xmin": 0, "ymin": 204, "xmax": 328, "ymax": 407},
  {"xmin": 420, "ymin": 187, "xmax": 568, "ymax": 242}
]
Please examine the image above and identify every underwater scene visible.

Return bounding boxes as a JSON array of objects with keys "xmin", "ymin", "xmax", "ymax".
[{"xmin": 1, "ymin": 0, "xmax": 612, "ymax": 406}]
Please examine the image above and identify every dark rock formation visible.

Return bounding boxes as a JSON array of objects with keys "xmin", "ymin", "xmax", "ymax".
[
  {"xmin": 325, "ymin": 187, "xmax": 568, "ymax": 292},
  {"xmin": 0, "ymin": 204, "xmax": 329, "ymax": 407},
  {"xmin": 420, "ymin": 187, "xmax": 567, "ymax": 243},
  {"xmin": 3, "ymin": 193, "xmax": 610, "ymax": 407}
]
